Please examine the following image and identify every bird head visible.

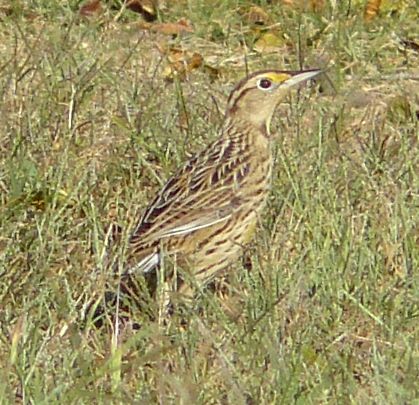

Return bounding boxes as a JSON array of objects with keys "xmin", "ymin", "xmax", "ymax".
[{"xmin": 226, "ymin": 69, "xmax": 322, "ymax": 135}]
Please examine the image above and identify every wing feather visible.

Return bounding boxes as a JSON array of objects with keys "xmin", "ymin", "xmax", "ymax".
[{"xmin": 129, "ymin": 130, "xmax": 252, "ymax": 249}]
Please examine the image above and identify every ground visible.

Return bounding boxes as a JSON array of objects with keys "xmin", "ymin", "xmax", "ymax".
[{"xmin": 0, "ymin": 0, "xmax": 417, "ymax": 403}]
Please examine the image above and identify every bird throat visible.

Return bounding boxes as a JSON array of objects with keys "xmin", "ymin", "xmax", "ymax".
[{"xmin": 223, "ymin": 114, "xmax": 272, "ymax": 141}]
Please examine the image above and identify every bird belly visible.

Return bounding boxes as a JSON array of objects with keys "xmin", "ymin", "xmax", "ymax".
[{"xmin": 176, "ymin": 198, "xmax": 266, "ymax": 286}]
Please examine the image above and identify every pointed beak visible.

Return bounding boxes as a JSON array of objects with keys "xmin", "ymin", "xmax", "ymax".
[{"xmin": 282, "ymin": 69, "xmax": 323, "ymax": 89}]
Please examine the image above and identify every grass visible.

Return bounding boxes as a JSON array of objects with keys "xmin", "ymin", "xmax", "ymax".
[{"xmin": 0, "ymin": 0, "xmax": 418, "ymax": 403}]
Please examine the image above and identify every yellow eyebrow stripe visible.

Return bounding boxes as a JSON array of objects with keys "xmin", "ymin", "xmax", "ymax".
[{"xmin": 263, "ymin": 72, "xmax": 291, "ymax": 83}]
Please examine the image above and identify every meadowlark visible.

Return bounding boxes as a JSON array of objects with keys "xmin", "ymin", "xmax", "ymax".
[{"xmin": 120, "ymin": 69, "xmax": 322, "ymax": 300}]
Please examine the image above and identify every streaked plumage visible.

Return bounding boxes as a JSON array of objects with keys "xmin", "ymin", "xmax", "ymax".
[{"xmin": 123, "ymin": 69, "xmax": 322, "ymax": 296}]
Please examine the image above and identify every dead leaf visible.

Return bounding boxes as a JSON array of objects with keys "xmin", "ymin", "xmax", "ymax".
[
  {"xmin": 127, "ymin": 0, "xmax": 157, "ymax": 21},
  {"xmin": 254, "ymin": 32, "xmax": 285, "ymax": 53},
  {"xmin": 79, "ymin": 0, "xmax": 102, "ymax": 17},
  {"xmin": 309, "ymin": 0, "xmax": 325, "ymax": 12},
  {"xmin": 147, "ymin": 19, "xmax": 194, "ymax": 36},
  {"xmin": 364, "ymin": 0, "xmax": 382, "ymax": 21},
  {"xmin": 188, "ymin": 52, "xmax": 204, "ymax": 70},
  {"xmin": 162, "ymin": 48, "xmax": 203, "ymax": 81}
]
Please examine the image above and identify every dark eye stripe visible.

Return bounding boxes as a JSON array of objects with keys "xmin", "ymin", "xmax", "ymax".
[{"xmin": 227, "ymin": 76, "xmax": 273, "ymax": 112}]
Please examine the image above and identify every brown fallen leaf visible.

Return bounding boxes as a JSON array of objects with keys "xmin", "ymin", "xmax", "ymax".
[
  {"xmin": 79, "ymin": 0, "xmax": 102, "ymax": 17},
  {"xmin": 127, "ymin": 0, "xmax": 157, "ymax": 21},
  {"xmin": 364, "ymin": 0, "xmax": 382, "ymax": 21},
  {"xmin": 187, "ymin": 52, "xmax": 204, "ymax": 70},
  {"xmin": 161, "ymin": 48, "xmax": 203, "ymax": 81},
  {"xmin": 146, "ymin": 19, "xmax": 194, "ymax": 36}
]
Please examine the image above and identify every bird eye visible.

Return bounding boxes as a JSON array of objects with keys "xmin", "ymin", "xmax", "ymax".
[{"xmin": 257, "ymin": 78, "xmax": 272, "ymax": 90}]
